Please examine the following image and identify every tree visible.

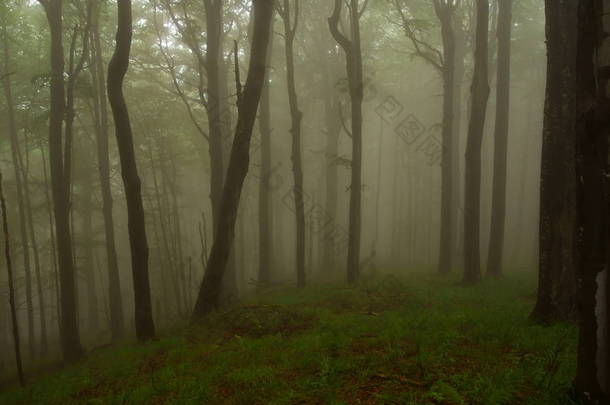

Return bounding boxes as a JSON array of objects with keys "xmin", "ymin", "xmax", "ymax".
[
  {"xmin": 0, "ymin": 171, "xmax": 25, "ymax": 386},
  {"xmin": 462, "ymin": 0, "xmax": 490, "ymax": 284},
  {"xmin": 278, "ymin": 0, "xmax": 306, "ymax": 288},
  {"xmin": 487, "ymin": 0, "xmax": 512, "ymax": 278},
  {"xmin": 107, "ymin": 0, "xmax": 156, "ymax": 341},
  {"xmin": 1, "ymin": 10, "xmax": 35, "ymax": 359},
  {"xmin": 90, "ymin": 0, "xmax": 125, "ymax": 339},
  {"xmin": 573, "ymin": 0, "xmax": 610, "ymax": 401},
  {"xmin": 258, "ymin": 11, "xmax": 275, "ymax": 285},
  {"xmin": 434, "ymin": 0, "xmax": 459, "ymax": 275},
  {"xmin": 328, "ymin": 0, "xmax": 367, "ymax": 284},
  {"xmin": 392, "ymin": 0, "xmax": 460, "ymax": 275},
  {"xmin": 530, "ymin": 0, "xmax": 578, "ymax": 323},
  {"xmin": 38, "ymin": 0, "xmax": 83, "ymax": 362},
  {"xmin": 192, "ymin": 0, "xmax": 274, "ymax": 317}
]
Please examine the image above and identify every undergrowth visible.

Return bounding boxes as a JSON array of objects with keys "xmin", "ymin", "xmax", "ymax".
[{"xmin": 0, "ymin": 271, "xmax": 579, "ymax": 405}]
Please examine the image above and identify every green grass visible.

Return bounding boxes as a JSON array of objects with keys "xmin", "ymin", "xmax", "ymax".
[{"xmin": 0, "ymin": 272, "xmax": 579, "ymax": 404}]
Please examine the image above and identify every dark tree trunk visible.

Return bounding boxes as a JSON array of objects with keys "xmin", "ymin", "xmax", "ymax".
[
  {"xmin": 322, "ymin": 40, "xmax": 340, "ymax": 273},
  {"xmin": 39, "ymin": 145, "xmax": 61, "ymax": 336},
  {"xmin": 39, "ymin": 0, "xmax": 83, "ymax": 362},
  {"xmin": 1, "ymin": 23, "xmax": 35, "ymax": 360},
  {"xmin": 531, "ymin": 0, "xmax": 579, "ymax": 324},
  {"xmin": 0, "ymin": 172, "xmax": 25, "ymax": 386},
  {"xmin": 487, "ymin": 0, "xmax": 512, "ymax": 278},
  {"xmin": 434, "ymin": 0, "xmax": 458, "ymax": 275},
  {"xmin": 107, "ymin": 0, "xmax": 156, "ymax": 341},
  {"xmin": 22, "ymin": 131, "xmax": 48, "ymax": 356},
  {"xmin": 91, "ymin": 1, "xmax": 125, "ymax": 339},
  {"xmin": 258, "ymin": 14, "xmax": 274, "ymax": 285},
  {"xmin": 204, "ymin": 0, "xmax": 225, "ymax": 236},
  {"xmin": 573, "ymin": 0, "xmax": 610, "ymax": 402},
  {"xmin": 452, "ymin": 11, "xmax": 466, "ymax": 267},
  {"xmin": 279, "ymin": 0, "xmax": 306, "ymax": 288},
  {"xmin": 81, "ymin": 156, "xmax": 98, "ymax": 331},
  {"xmin": 192, "ymin": 0, "xmax": 274, "ymax": 317},
  {"xmin": 463, "ymin": 0, "xmax": 490, "ymax": 284},
  {"xmin": 328, "ymin": 0, "xmax": 365, "ymax": 284}
]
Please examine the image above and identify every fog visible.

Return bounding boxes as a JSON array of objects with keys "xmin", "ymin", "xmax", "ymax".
[{"xmin": 2, "ymin": 0, "xmax": 606, "ymax": 403}]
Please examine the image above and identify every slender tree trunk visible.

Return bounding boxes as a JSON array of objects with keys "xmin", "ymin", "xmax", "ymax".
[
  {"xmin": 452, "ymin": 11, "xmax": 466, "ymax": 268},
  {"xmin": 39, "ymin": 145, "xmax": 61, "ymax": 334},
  {"xmin": 0, "ymin": 172, "xmax": 25, "ymax": 386},
  {"xmin": 147, "ymin": 145, "xmax": 182, "ymax": 315},
  {"xmin": 573, "ymin": 0, "xmax": 610, "ymax": 401},
  {"xmin": 435, "ymin": 0, "xmax": 457, "ymax": 275},
  {"xmin": 531, "ymin": 0, "xmax": 579, "ymax": 323},
  {"xmin": 39, "ymin": 0, "xmax": 83, "ymax": 362},
  {"xmin": 280, "ymin": 0, "xmax": 306, "ymax": 288},
  {"xmin": 258, "ymin": 13, "xmax": 274, "ymax": 286},
  {"xmin": 322, "ymin": 43, "xmax": 340, "ymax": 272},
  {"xmin": 107, "ymin": 0, "xmax": 156, "ymax": 341},
  {"xmin": 487, "ymin": 0, "xmax": 512, "ymax": 278},
  {"xmin": 204, "ymin": 0, "xmax": 225, "ymax": 236},
  {"xmin": 81, "ymin": 156, "xmax": 99, "ymax": 331},
  {"xmin": 193, "ymin": 0, "xmax": 273, "ymax": 317},
  {"xmin": 22, "ymin": 130, "xmax": 48, "ymax": 356},
  {"xmin": 91, "ymin": 2, "xmax": 125, "ymax": 339},
  {"xmin": 1, "ymin": 23, "xmax": 36, "ymax": 360},
  {"xmin": 463, "ymin": 0, "xmax": 490, "ymax": 284},
  {"xmin": 328, "ymin": 0, "xmax": 364, "ymax": 284}
]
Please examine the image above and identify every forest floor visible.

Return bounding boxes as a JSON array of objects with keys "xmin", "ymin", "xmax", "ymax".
[{"xmin": 0, "ymin": 271, "xmax": 578, "ymax": 405}]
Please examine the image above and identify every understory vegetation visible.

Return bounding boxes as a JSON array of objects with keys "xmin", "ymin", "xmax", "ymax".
[{"xmin": 0, "ymin": 272, "xmax": 578, "ymax": 405}]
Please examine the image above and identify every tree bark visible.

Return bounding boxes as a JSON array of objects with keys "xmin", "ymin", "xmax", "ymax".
[
  {"xmin": 434, "ymin": 0, "xmax": 458, "ymax": 275},
  {"xmin": 463, "ymin": 0, "xmax": 490, "ymax": 284},
  {"xmin": 204, "ymin": 0, "xmax": 225, "ymax": 236},
  {"xmin": 91, "ymin": 0, "xmax": 125, "ymax": 339},
  {"xmin": 39, "ymin": 0, "xmax": 83, "ymax": 362},
  {"xmin": 531, "ymin": 0, "xmax": 579, "ymax": 323},
  {"xmin": 1, "ymin": 21, "xmax": 36, "ymax": 360},
  {"xmin": 22, "ymin": 130, "xmax": 48, "ymax": 356},
  {"xmin": 192, "ymin": 0, "xmax": 274, "ymax": 317},
  {"xmin": 328, "ymin": 0, "xmax": 365, "ymax": 284},
  {"xmin": 573, "ymin": 0, "xmax": 610, "ymax": 401},
  {"xmin": 258, "ymin": 13, "xmax": 275, "ymax": 285},
  {"xmin": 0, "ymin": 171, "xmax": 25, "ymax": 386},
  {"xmin": 487, "ymin": 0, "xmax": 512, "ymax": 278},
  {"xmin": 279, "ymin": 0, "xmax": 306, "ymax": 288},
  {"xmin": 107, "ymin": 0, "xmax": 156, "ymax": 341}
]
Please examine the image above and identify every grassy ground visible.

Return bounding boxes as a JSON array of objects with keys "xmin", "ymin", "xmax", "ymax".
[{"xmin": 0, "ymin": 272, "xmax": 578, "ymax": 405}]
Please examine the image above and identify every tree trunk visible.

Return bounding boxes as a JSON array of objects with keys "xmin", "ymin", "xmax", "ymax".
[
  {"xmin": 22, "ymin": 130, "xmax": 48, "ymax": 356},
  {"xmin": 81, "ymin": 155, "xmax": 99, "ymax": 331},
  {"xmin": 573, "ymin": 0, "xmax": 610, "ymax": 401},
  {"xmin": 322, "ymin": 41, "xmax": 340, "ymax": 273},
  {"xmin": 258, "ymin": 12, "xmax": 274, "ymax": 286},
  {"xmin": 39, "ymin": 0, "xmax": 83, "ymax": 362},
  {"xmin": 530, "ymin": 0, "xmax": 579, "ymax": 323},
  {"xmin": 0, "ymin": 171, "xmax": 25, "ymax": 386},
  {"xmin": 452, "ymin": 10, "xmax": 466, "ymax": 268},
  {"xmin": 39, "ymin": 145, "xmax": 61, "ymax": 336},
  {"xmin": 91, "ymin": 1, "xmax": 125, "ymax": 339},
  {"xmin": 1, "ymin": 22, "xmax": 36, "ymax": 360},
  {"xmin": 328, "ymin": 0, "xmax": 364, "ymax": 284},
  {"xmin": 107, "ymin": 0, "xmax": 156, "ymax": 341},
  {"xmin": 204, "ymin": 0, "xmax": 225, "ymax": 237},
  {"xmin": 487, "ymin": 0, "xmax": 512, "ymax": 278},
  {"xmin": 463, "ymin": 0, "xmax": 490, "ymax": 284},
  {"xmin": 192, "ymin": 0, "xmax": 273, "ymax": 317},
  {"xmin": 435, "ymin": 0, "xmax": 457, "ymax": 275},
  {"xmin": 280, "ymin": 0, "xmax": 306, "ymax": 288}
]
